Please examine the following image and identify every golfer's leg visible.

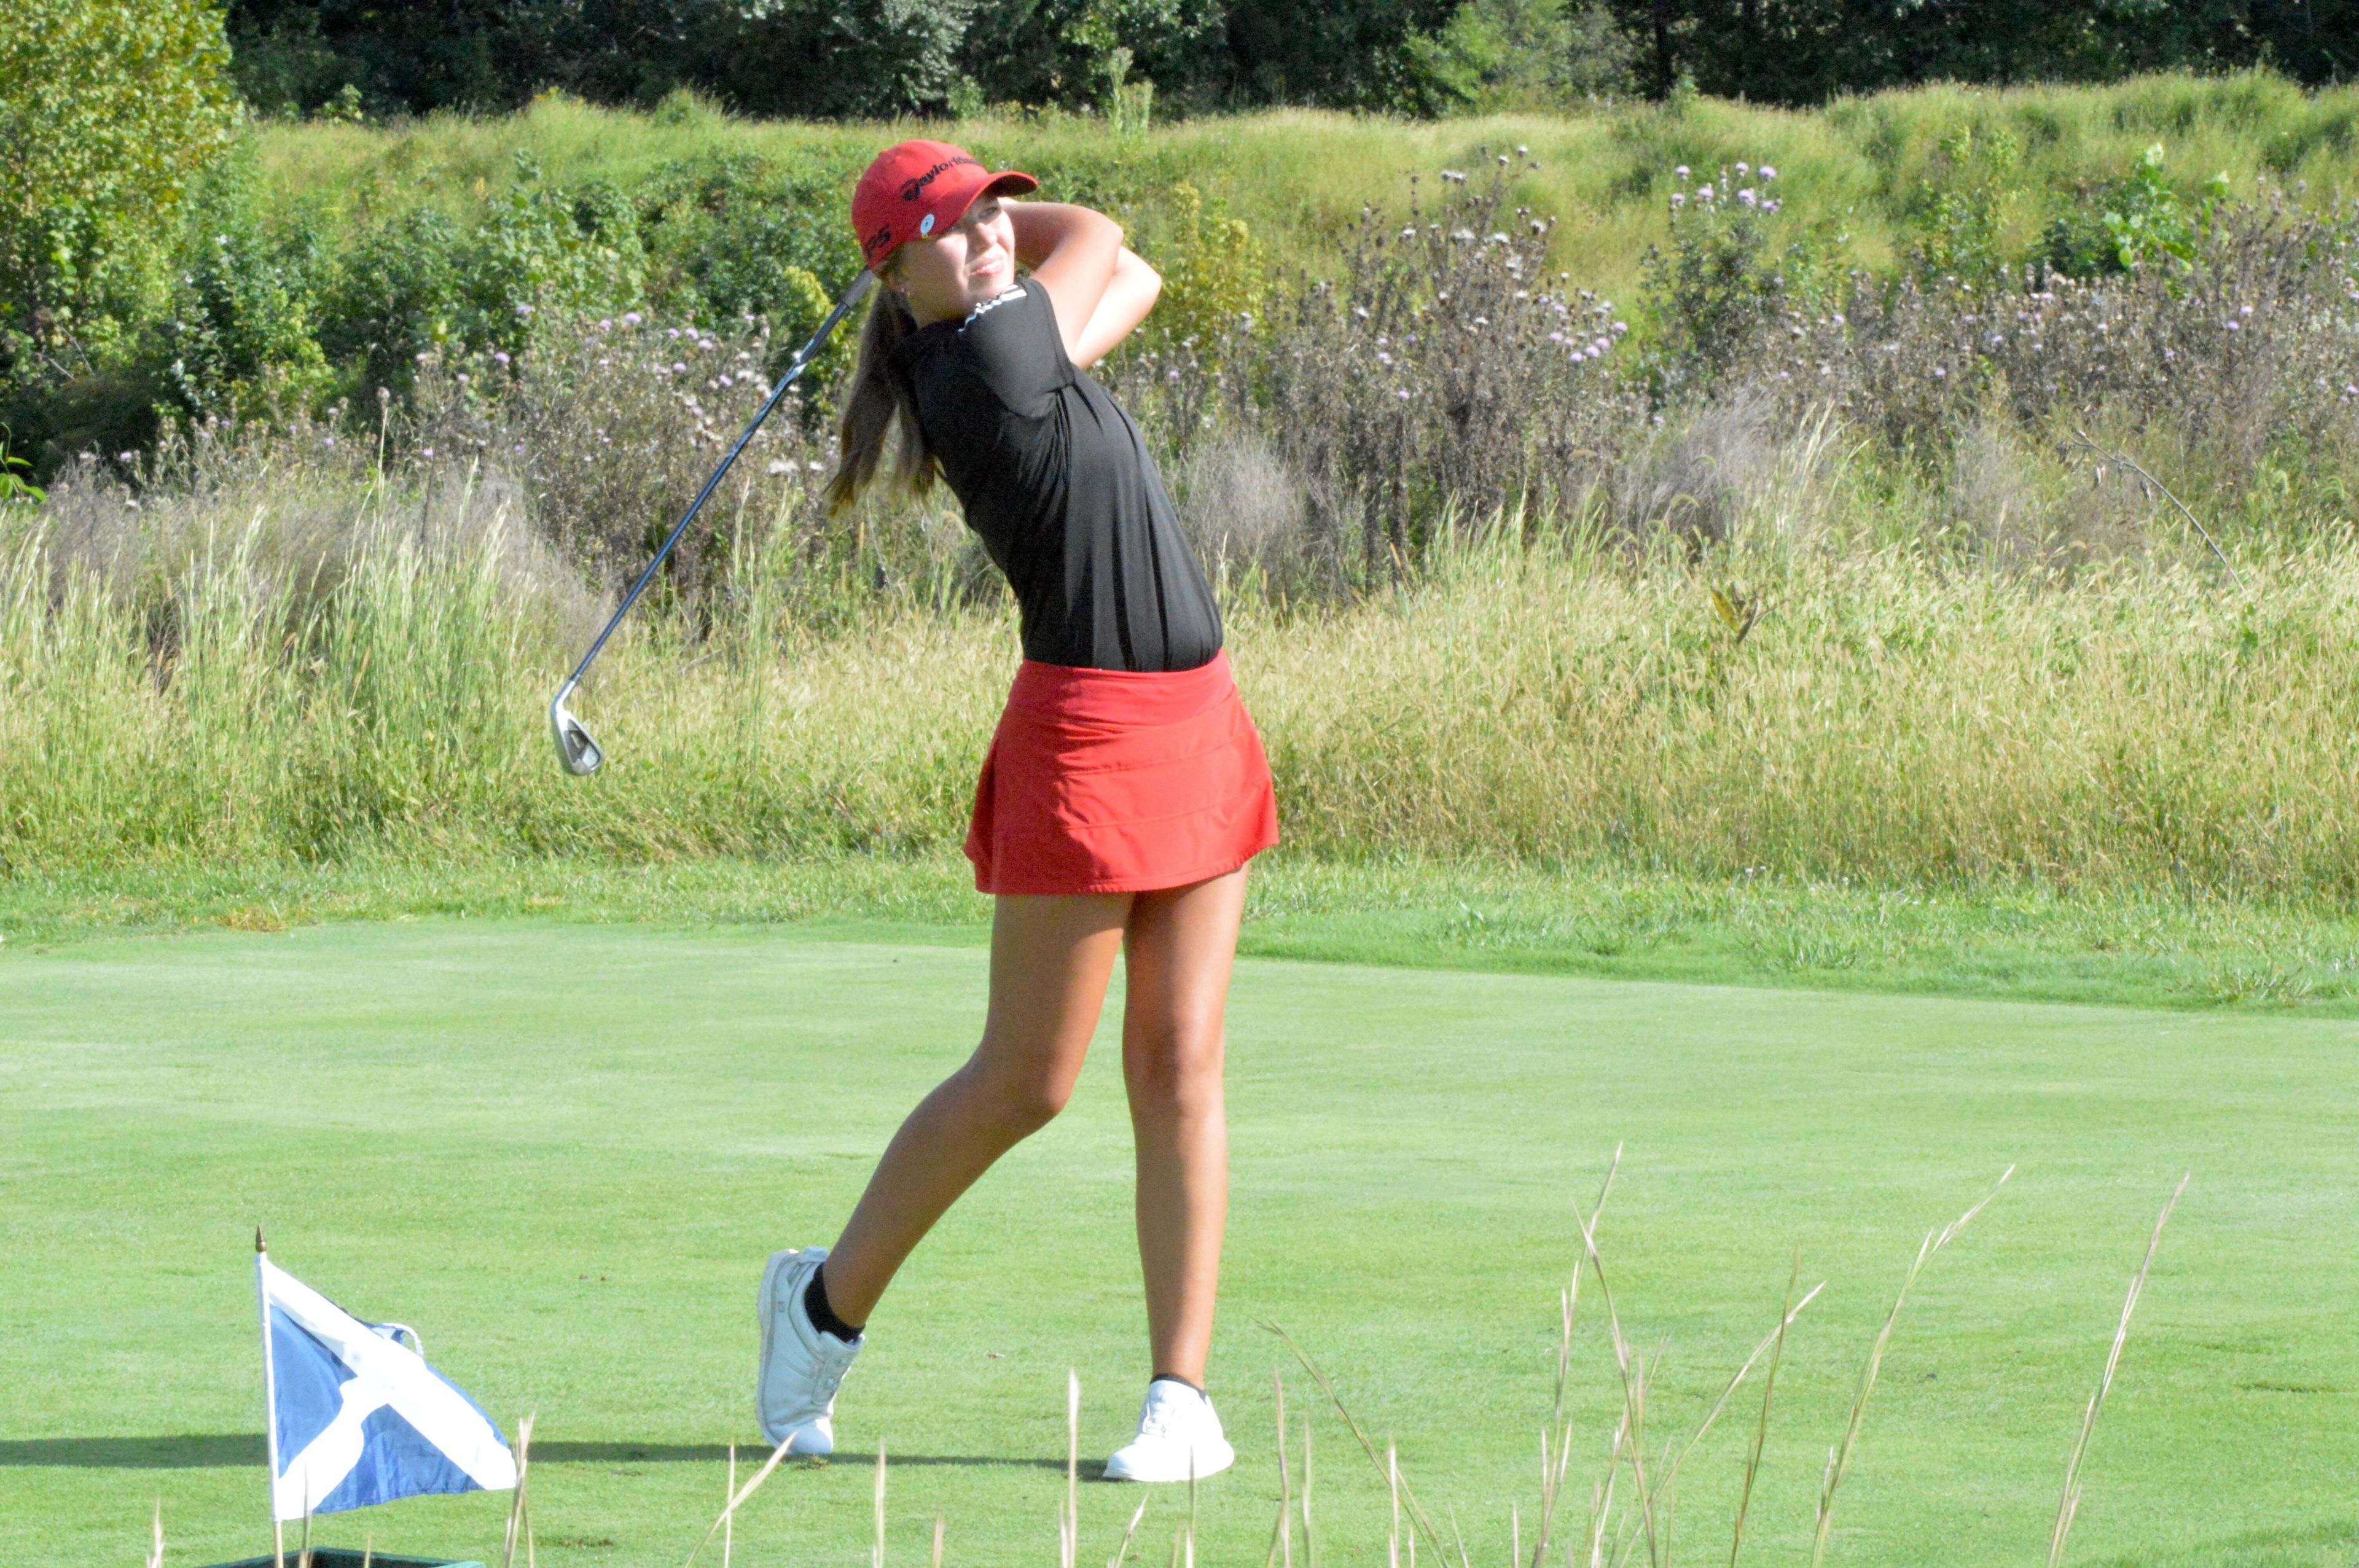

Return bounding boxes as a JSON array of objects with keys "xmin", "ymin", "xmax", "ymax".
[
  {"xmin": 1121, "ymin": 868, "xmax": 1248, "ymax": 1386},
  {"xmin": 824, "ymin": 892, "xmax": 1131, "ymax": 1325}
]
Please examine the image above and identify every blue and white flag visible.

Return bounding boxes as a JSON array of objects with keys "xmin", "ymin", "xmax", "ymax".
[{"xmin": 257, "ymin": 1252, "xmax": 518, "ymax": 1521}]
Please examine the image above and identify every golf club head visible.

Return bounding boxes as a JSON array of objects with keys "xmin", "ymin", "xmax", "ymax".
[{"xmin": 550, "ymin": 683, "xmax": 604, "ymax": 776}]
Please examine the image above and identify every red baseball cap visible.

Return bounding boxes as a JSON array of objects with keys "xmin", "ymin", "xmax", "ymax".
[{"xmin": 851, "ymin": 140, "xmax": 1038, "ymax": 270}]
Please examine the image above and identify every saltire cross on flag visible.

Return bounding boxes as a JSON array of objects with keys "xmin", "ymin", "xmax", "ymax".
[{"xmin": 256, "ymin": 1239, "xmax": 517, "ymax": 1521}]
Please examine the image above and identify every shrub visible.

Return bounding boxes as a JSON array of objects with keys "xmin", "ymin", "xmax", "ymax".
[
  {"xmin": 0, "ymin": 0, "xmax": 238, "ymax": 355},
  {"xmin": 2043, "ymin": 142, "xmax": 2228, "ymax": 278},
  {"xmin": 155, "ymin": 152, "xmax": 335, "ymax": 424}
]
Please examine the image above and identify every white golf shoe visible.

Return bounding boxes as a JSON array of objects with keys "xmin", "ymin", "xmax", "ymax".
[
  {"xmin": 756, "ymin": 1246, "xmax": 861, "ymax": 1453},
  {"xmin": 1102, "ymin": 1379, "xmax": 1235, "ymax": 1483}
]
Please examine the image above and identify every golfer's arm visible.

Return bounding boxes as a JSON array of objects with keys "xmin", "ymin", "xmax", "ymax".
[
  {"xmin": 1003, "ymin": 200, "xmax": 1124, "ymax": 362},
  {"xmin": 1070, "ymin": 248, "xmax": 1161, "ymax": 367}
]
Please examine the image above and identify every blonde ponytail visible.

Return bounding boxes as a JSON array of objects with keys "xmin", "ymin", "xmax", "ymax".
[{"xmin": 824, "ymin": 287, "xmax": 937, "ymax": 515}]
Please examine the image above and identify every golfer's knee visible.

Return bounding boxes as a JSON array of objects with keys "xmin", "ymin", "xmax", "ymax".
[
  {"xmin": 1124, "ymin": 1021, "xmax": 1224, "ymax": 1112},
  {"xmin": 962, "ymin": 1053, "xmax": 1074, "ymax": 1136}
]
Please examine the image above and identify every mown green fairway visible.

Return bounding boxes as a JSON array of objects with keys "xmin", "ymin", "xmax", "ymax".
[{"xmin": 4, "ymin": 919, "xmax": 2355, "ymax": 1567}]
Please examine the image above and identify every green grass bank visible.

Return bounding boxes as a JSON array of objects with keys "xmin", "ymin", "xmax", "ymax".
[{"xmin": 251, "ymin": 70, "xmax": 2359, "ymax": 298}]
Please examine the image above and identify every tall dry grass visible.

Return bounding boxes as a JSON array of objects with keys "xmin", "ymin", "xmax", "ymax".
[{"xmin": 8, "ymin": 409, "xmax": 2359, "ymax": 900}]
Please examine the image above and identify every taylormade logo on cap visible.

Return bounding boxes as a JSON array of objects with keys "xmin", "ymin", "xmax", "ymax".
[{"xmin": 851, "ymin": 140, "xmax": 1039, "ymax": 267}]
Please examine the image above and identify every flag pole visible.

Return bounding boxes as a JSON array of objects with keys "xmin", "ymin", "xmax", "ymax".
[{"xmin": 256, "ymin": 1227, "xmax": 285, "ymax": 1568}]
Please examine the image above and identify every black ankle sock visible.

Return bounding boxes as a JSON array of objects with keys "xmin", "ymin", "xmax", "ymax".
[
  {"xmin": 805, "ymin": 1264, "xmax": 864, "ymax": 1342},
  {"xmin": 1149, "ymin": 1373, "xmax": 1205, "ymax": 1399}
]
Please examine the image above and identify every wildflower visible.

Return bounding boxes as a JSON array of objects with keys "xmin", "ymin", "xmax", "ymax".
[
  {"xmin": 1379, "ymin": 350, "xmax": 1395, "ymax": 364},
  {"xmin": 515, "ymin": 303, "xmax": 534, "ymax": 318},
  {"xmin": 767, "ymin": 459, "xmax": 791, "ymax": 475},
  {"xmin": 1737, "ymin": 188, "xmax": 1758, "ymax": 207},
  {"xmin": 1353, "ymin": 306, "xmax": 1371, "ymax": 319},
  {"xmin": 1452, "ymin": 228, "xmax": 1476, "ymax": 243},
  {"xmin": 808, "ymin": 461, "xmax": 824, "ymax": 472},
  {"xmin": 668, "ymin": 327, "xmax": 682, "ymax": 340},
  {"xmin": 1516, "ymin": 144, "xmax": 1528, "ymax": 154},
  {"xmin": 671, "ymin": 361, "xmax": 688, "ymax": 374},
  {"xmin": 1487, "ymin": 232, "xmax": 1509, "ymax": 245},
  {"xmin": 1670, "ymin": 193, "xmax": 1687, "ymax": 209},
  {"xmin": 1675, "ymin": 165, "xmax": 1690, "ymax": 178},
  {"xmin": 321, "ymin": 437, "xmax": 335, "ymax": 450},
  {"xmin": 622, "ymin": 311, "xmax": 643, "ymax": 327},
  {"xmin": 1759, "ymin": 165, "xmax": 1777, "ymax": 180},
  {"xmin": 1611, "ymin": 321, "xmax": 1628, "ymax": 335},
  {"xmin": 1697, "ymin": 184, "xmax": 1715, "ymax": 201},
  {"xmin": 117, "ymin": 450, "xmax": 136, "ymax": 463},
  {"xmin": 2227, "ymin": 319, "xmax": 2241, "ymax": 331},
  {"xmin": 1933, "ymin": 365, "xmax": 1946, "ymax": 378},
  {"xmin": 1763, "ymin": 199, "xmax": 1782, "ymax": 214},
  {"xmin": 2240, "ymin": 302, "xmax": 2255, "ymax": 316},
  {"xmin": 718, "ymin": 373, "xmax": 734, "ymax": 388},
  {"xmin": 1166, "ymin": 368, "xmax": 1181, "ymax": 382},
  {"xmin": 597, "ymin": 319, "xmax": 612, "ymax": 332},
  {"xmin": 1547, "ymin": 333, "xmax": 1563, "ymax": 345},
  {"xmin": 421, "ymin": 447, "xmax": 436, "ymax": 458},
  {"xmin": 1592, "ymin": 337, "xmax": 1610, "ymax": 354},
  {"xmin": 455, "ymin": 372, "xmax": 469, "ymax": 384},
  {"xmin": 1396, "ymin": 389, "xmax": 1411, "ymax": 400},
  {"xmin": 493, "ymin": 351, "xmax": 511, "ymax": 367},
  {"xmin": 1734, "ymin": 162, "xmax": 1751, "ymax": 176}
]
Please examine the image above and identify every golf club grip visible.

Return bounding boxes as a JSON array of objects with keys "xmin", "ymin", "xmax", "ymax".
[{"xmin": 561, "ymin": 271, "xmax": 877, "ymax": 688}]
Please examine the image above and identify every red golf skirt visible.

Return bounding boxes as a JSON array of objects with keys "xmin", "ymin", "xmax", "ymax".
[{"xmin": 965, "ymin": 651, "xmax": 1280, "ymax": 896}]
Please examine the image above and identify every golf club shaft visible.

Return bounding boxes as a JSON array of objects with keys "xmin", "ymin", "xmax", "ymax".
[{"xmin": 560, "ymin": 270, "xmax": 877, "ymax": 691}]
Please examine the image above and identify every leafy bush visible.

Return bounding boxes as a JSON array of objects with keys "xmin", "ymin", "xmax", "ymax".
[
  {"xmin": 0, "ymin": 0, "xmax": 238, "ymax": 354},
  {"xmin": 156, "ymin": 152, "xmax": 335, "ymax": 424},
  {"xmin": 2043, "ymin": 142, "xmax": 2229, "ymax": 278}
]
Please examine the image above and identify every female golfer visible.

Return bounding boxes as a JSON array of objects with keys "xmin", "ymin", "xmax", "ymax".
[{"xmin": 754, "ymin": 141, "xmax": 1279, "ymax": 1483}]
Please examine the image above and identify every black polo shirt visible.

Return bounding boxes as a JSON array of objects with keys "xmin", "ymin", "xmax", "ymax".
[{"xmin": 896, "ymin": 284, "xmax": 1223, "ymax": 673}]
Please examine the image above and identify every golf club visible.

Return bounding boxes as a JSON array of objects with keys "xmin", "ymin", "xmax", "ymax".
[{"xmin": 550, "ymin": 270, "xmax": 878, "ymax": 776}]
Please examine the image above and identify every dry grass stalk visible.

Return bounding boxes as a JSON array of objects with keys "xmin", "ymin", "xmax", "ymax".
[
  {"xmin": 1388, "ymin": 1441, "xmax": 1401, "ymax": 1568},
  {"xmin": 362, "ymin": 1532, "xmax": 373, "ymax": 1568},
  {"xmin": 1301, "ymin": 1408, "xmax": 1317, "ymax": 1568},
  {"xmin": 1262, "ymin": 1323, "xmax": 1449, "ymax": 1560},
  {"xmin": 1570, "ymin": 1147, "xmax": 1661, "ymax": 1567},
  {"xmin": 934, "ymin": 1511, "xmax": 946, "ymax": 1568},
  {"xmin": 146, "ymin": 1497, "xmax": 163, "ymax": 1568},
  {"xmin": 2047, "ymin": 1173, "xmax": 2191, "ymax": 1568},
  {"xmin": 1585, "ymin": 1408, "xmax": 1630, "ymax": 1568},
  {"xmin": 500, "ymin": 1412, "xmax": 534, "ymax": 1568},
  {"xmin": 1109, "ymin": 1499, "xmax": 1148, "ymax": 1568},
  {"xmin": 873, "ymin": 1441, "xmax": 889, "ymax": 1568},
  {"xmin": 723, "ymin": 1444, "xmax": 735, "ymax": 1568},
  {"xmin": 1727, "ymin": 1254, "xmax": 1803, "ymax": 1567},
  {"xmin": 1265, "ymin": 1373, "xmax": 1293, "ymax": 1568},
  {"xmin": 685, "ymin": 1432, "xmax": 799, "ymax": 1567},
  {"xmin": 1653, "ymin": 1277, "xmax": 1825, "ymax": 1565},
  {"xmin": 1062, "ymin": 1370, "xmax": 1081, "ymax": 1568},
  {"xmin": 1810, "ymin": 1168, "xmax": 2014, "ymax": 1568}
]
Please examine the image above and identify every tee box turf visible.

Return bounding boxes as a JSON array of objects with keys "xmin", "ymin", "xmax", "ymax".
[{"xmin": 207, "ymin": 1554, "xmax": 485, "ymax": 1567}]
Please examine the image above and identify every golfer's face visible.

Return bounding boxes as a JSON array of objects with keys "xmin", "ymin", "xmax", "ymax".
[{"xmin": 896, "ymin": 198, "xmax": 1017, "ymax": 322}]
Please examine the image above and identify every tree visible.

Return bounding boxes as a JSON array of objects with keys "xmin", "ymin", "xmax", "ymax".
[{"xmin": 1, "ymin": 0, "xmax": 240, "ymax": 352}]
